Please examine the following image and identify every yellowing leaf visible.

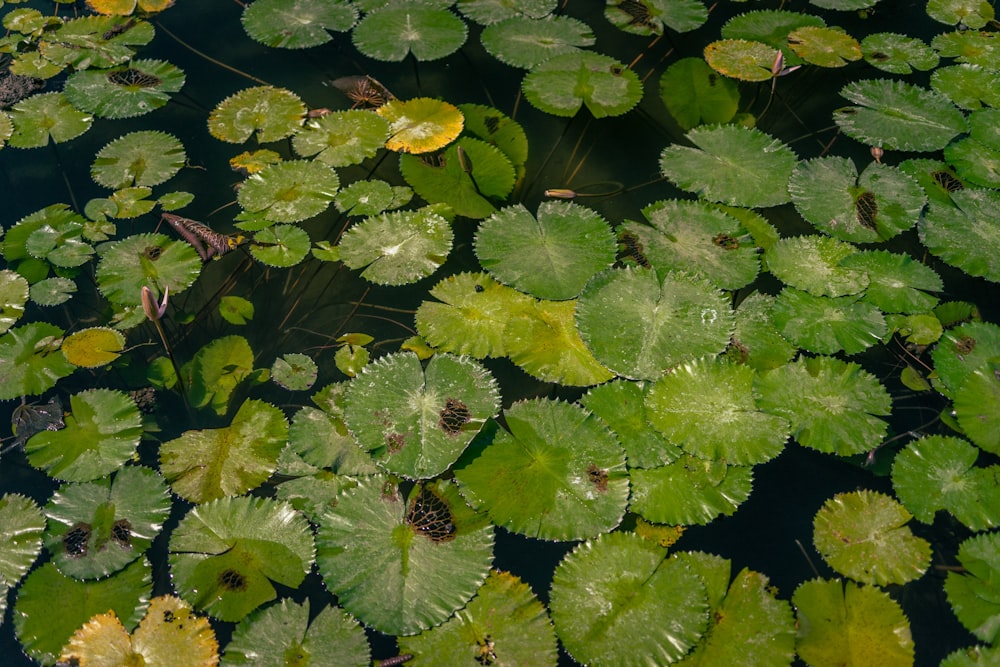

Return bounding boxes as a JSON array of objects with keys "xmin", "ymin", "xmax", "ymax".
[
  {"xmin": 377, "ymin": 97, "xmax": 463, "ymax": 154},
  {"xmin": 59, "ymin": 611, "xmax": 136, "ymax": 667},
  {"xmin": 86, "ymin": 0, "xmax": 175, "ymax": 16},
  {"xmin": 61, "ymin": 327, "xmax": 125, "ymax": 368}
]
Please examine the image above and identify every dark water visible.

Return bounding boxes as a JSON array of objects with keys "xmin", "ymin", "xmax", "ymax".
[{"xmin": 0, "ymin": 0, "xmax": 989, "ymax": 664}]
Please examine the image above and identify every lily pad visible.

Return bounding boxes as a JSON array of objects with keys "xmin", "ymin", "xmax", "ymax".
[
  {"xmin": 398, "ymin": 569, "xmax": 557, "ymax": 665},
  {"xmin": 575, "ymin": 266, "xmax": 734, "ymax": 381},
  {"xmin": 25, "ymin": 388, "xmax": 142, "ymax": 482},
  {"xmin": 549, "ymin": 533, "xmax": 708, "ymax": 665},
  {"xmin": 334, "ymin": 179, "xmax": 397, "ymax": 216},
  {"xmin": 353, "ymin": 4, "xmax": 467, "ymax": 61},
  {"xmin": 892, "ymin": 435, "xmax": 1000, "ymax": 531},
  {"xmin": 580, "ymin": 379, "xmax": 681, "ymax": 469},
  {"xmin": 169, "ymin": 495, "xmax": 314, "ymax": 622},
  {"xmin": 475, "ymin": 201, "xmax": 615, "ymax": 299},
  {"xmin": 8, "ymin": 91, "xmax": 93, "ymax": 148},
  {"xmin": 0, "ymin": 269, "xmax": 29, "ymax": 334},
  {"xmin": 659, "ymin": 57, "xmax": 740, "ymax": 130},
  {"xmin": 0, "ymin": 322, "xmax": 76, "ymax": 400},
  {"xmin": 271, "ymin": 352, "xmax": 318, "ymax": 391},
  {"xmin": 454, "ymin": 398, "xmax": 628, "ymax": 540},
  {"xmin": 185, "ymin": 335, "xmax": 256, "ymax": 416},
  {"xmin": 241, "ymin": 0, "xmax": 357, "ymax": 48},
  {"xmin": 61, "ymin": 326, "xmax": 125, "ymax": 368},
  {"xmin": 755, "ymin": 355, "xmax": 891, "ymax": 456},
  {"xmin": 159, "ymin": 398, "xmax": 288, "ymax": 503},
  {"xmin": 13, "ymin": 558, "xmax": 151, "ymax": 666},
  {"xmin": 931, "ymin": 321, "xmax": 1000, "ymax": 395},
  {"xmin": 44, "ymin": 465, "xmax": 171, "ymax": 580},
  {"xmin": 726, "ymin": 292, "xmax": 798, "ymax": 371},
  {"xmin": 834, "ymin": 79, "xmax": 967, "ymax": 152},
  {"xmin": 660, "ymin": 125, "xmax": 797, "ymax": 207},
  {"xmin": 338, "ymin": 207, "xmax": 453, "ymax": 285},
  {"xmin": 238, "ymin": 160, "xmax": 339, "ymax": 223},
  {"xmin": 522, "ymin": 51, "xmax": 642, "ymax": 118},
  {"xmin": 931, "ymin": 64, "xmax": 1000, "ymax": 111},
  {"xmin": 480, "ymin": 15, "xmax": 594, "ymax": 69},
  {"xmin": 292, "ymin": 109, "xmax": 390, "ymax": 167},
  {"xmin": 249, "ymin": 224, "xmax": 312, "ymax": 267},
  {"xmin": 920, "ymin": 188, "xmax": 1000, "ymax": 283},
  {"xmin": 772, "ymin": 288, "xmax": 887, "ymax": 356},
  {"xmin": 944, "ymin": 531, "xmax": 1000, "ymax": 644},
  {"xmin": 932, "ymin": 30, "xmax": 1000, "ymax": 68},
  {"xmin": 629, "ymin": 456, "xmax": 753, "ymax": 525},
  {"xmin": 95, "ymin": 233, "xmax": 202, "ymax": 306},
  {"xmin": 787, "ymin": 26, "xmax": 861, "ymax": 68},
  {"xmin": 0, "ymin": 494, "xmax": 45, "ymax": 587},
  {"xmin": 793, "ymin": 579, "xmax": 914, "ymax": 667},
  {"xmin": 90, "ymin": 130, "xmax": 186, "ymax": 189},
  {"xmin": 208, "ymin": 86, "xmax": 306, "ymax": 144},
  {"xmin": 954, "ymin": 365, "xmax": 1000, "ymax": 455},
  {"xmin": 621, "ymin": 199, "xmax": 760, "ymax": 290},
  {"xmin": 456, "ymin": 0, "xmax": 557, "ymax": 25},
  {"xmin": 766, "ymin": 235, "xmax": 866, "ymax": 297},
  {"xmin": 813, "ymin": 490, "xmax": 930, "ymax": 586},
  {"xmin": 703, "ymin": 39, "xmax": 779, "ymax": 82},
  {"xmin": 343, "ymin": 351, "xmax": 500, "ymax": 479},
  {"xmin": 861, "ymin": 33, "xmax": 939, "ymax": 74},
  {"xmin": 63, "ymin": 58, "xmax": 185, "ymax": 119},
  {"xmin": 720, "ymin": 9, "xmax": 824, "ymax": 57},
  {"xmin": 788, "ymin": 157, "xmax": 926, "ymax": 243},
  {"xmin": 839, "ymin": 250, "xmax": 942, "ymax": 313},
  {"xmin": 315, "ymin": 477, "xmax": 494, "ymax": 635},
  {"xmin": 605, "ymin": 0, "xmax": 707, "ymax": 35},
  {"xmin": 222, "ymin": 599, "xmax": 369, "ymax": 666},
  {"xmin": 378, "ymin": 97, "xmax": 464, "ymax": 154},
  {"xmin": 645, "ymin": 356, "xmax": 790, "ymax": 465}
]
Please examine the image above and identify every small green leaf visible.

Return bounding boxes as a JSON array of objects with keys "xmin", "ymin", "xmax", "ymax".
[
  {"xmin": 219, "ymin": 295, "xmax": 254, "ymax": 325},
  {"xmin": 522, "ymin": 51, "xmax": 642, "ymax": 118}
]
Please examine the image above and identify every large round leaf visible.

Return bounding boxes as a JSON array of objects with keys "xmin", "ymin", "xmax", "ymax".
[
  {"xmin": 208, "ymin": 85, "xmax": 306, "ymax": 144},
  {"xmin": 475, "ymin": 201, "xmax": 616, "ymax": 299},
  {"xmin": 0, "ymin": 321, "xmax": 76, "ymax": 400},
  {"xmin": 241, "ymin": 0, "xmax": 357, "ymax": 48},
  {"xmin": 342, "ymin": 351, "xmax": 500, "ymax": 479},
  {"xmin": 159, "ymin": 398, "xmax": 288, "ymax": 503},
  {"xmin": 480, "ymin": 14, "xmax": 594, "ymax": 69},
  {"xmin": 930, "ymin": 321, "xmax": 1000, "ymax": 395},
  {"xmin": 378, "ymin": 97, "xmax": 464, "ymax": 154},
  {"xmin": 453, "ymin": 398, "xmax": 628, "ymax": 541},
  {"xmin": 90, "ymin": 130, "xmax": 186, "ymax": 189},
  {"xmin": 338, "ymin": 207, "xmax": 453, "ymax": 286},
  {"xmin": 95, "ymin": 233, "xmax": 202, "ymax": 306},
  {"xmin": 8, "ymin": 91, "xmax": 92, "ymax": 148},
  {"xmin": 352, "ymin": 4, "xmax": 468, "ymax": 62},
  {"xmin": 660, "ymin": 125, "xmax": 797, "ymax": 207},
  {"xmin": 25, "ymin": 388, "xmax": 142, "ymax": 482},
  {"xmin": 522, "ymin": 51, "xmax": 642, "ymax": 118},
  {"xmin": 944, "ymin": 531, "xmax": 1000, "ymax": 644},
  {"xmin": 237, "ymin": 160, "xmax": 339, "ymax": 223},
  {"xmin": 292, "ymin": 109, "xmax": 390, "ymax": 167},
  {"xmin": 549, "ymin": 533, "xmax": 709, "ymax": 665},
  {"xmin": 920, "ymin": 188, "xmax": 1000, "ymax": 283},
  {"xmin": 575, "ymin": 266, "xmax": 734, "ymax": 381},
  {"xmin": 315, "ymin": 477, "xmax": 494, "ymax": 635},
  {"xmin": 63, "ymin": 59, "xmax": 185, "ymax": 119},
  {"xmin": 168, "ymin": 496, "xmax": 314, "ymax": 622},
  {"xmin": 954, "ymin": 365, "xmax": 1000, "ymax": 455}
]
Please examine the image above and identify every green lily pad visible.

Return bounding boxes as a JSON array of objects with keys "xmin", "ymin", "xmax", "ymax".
[
  {"xmin": 24, "ymin": 215, "xmax": 94, "ymax": 269},
  {"xmin": 580, "ymin": 379, "xmax": 681, "ymax": 469},
  {"xmin": 31, "ymin": 277, "xmax": 80, "ymax": 307},
  {"xmin": 238, "ymin": 160, "xmax": 339, "ymax": 223},
  {"xmin": 338, "ymin": 207, "xmax": 453, "ymax": 286},
  {"xmin": 550, "ymin": 533, "xmax": 708, "ymax": 665},
  {"xmin": 892, "ymin": 435, "xmax": 1000, "ymax": 531},
  {"xmin": 725, "ymin": 292, "xmax": 798, "ymax": 371},
  {"xmin": 95, "ymin": 233, "xmax": 202, "ymax": 306},
  {"xmin": 315, "ymin": 477, "xmax": 494, "ymax": 635},
  {"xmin": 834, "ymin": 79, "xmax": 967, "ymax": 152},
  {"xmin": 766, "ymin": 235, "xmax": 867, "ymax": 297},
  {"xmin": 399, "ymin": 137, "xmax": 516, "ymax": 219},
  {"xmin": 0, "ymin": 269, "xmax": 29, "ymax": 334},
  {"xmin": 40, "ymin": 15, "xmax": 155, "ymax": 70},
  {"xmin": 292, "ymin": 109, "xmax": 390, "ymax": 167},
  {"xmin": 898, "ymin": 157, "xmax": 966, "ymax": 207},
  {"xmin": 222, "ymin": 599, "xmax": 369, "ymax": 666},
  {"xmin": 575, "ymin": 266, "xmax": 734, "ymax": 381},
  {"xmin": 219, "ymin": 295, "xmax": 254, "ymax": 325},
  {"xmin": 44, "ymin": 465, "xmax": 171, "ymax": 580},
  {"xmin": 61, "ymin": 327, "xmax": 125, "ymax": 368},
  {"xmin": 621, "ymin": 199, "xmax": 760, "ymax": 290},
  {"xmin": 944, "ymin": 531, "xmax": 1000, "ymax": 644},
  {"xmin": 756, "ymin": 355, "xmax": 891, "ymax": 456},
  {"xmin": 793, "ymin": 579, "xmax": 914, "ymax": 667},
  {"xmin": 13, "ymin": 558, "xmax": 151, "ymax": 666},
  {"xmin": 286, "ymin": 401, "xmax": 378, "ymax": 475},
  {"xmin": 630, "ymin": 456, "xmax": 753, "ymax": 525},
  {"xmin": 352, "ymin": 4, "xmax": 468, "ymax": 61},
  {"xmin": 160, "ymin": 398, "xmax": 288, "ymax": 503},
  {"xmin": 932, "ymin": 64, "xmax": 1000, "ymax": 111},
  {"xmin": 0, "ymin": 493, "xmax": 45, "ymax": 587},
  {"xmin": 241, "ymin": 0, "xmax": 357, "ymax": 48},
  {"xmin": 703, "ymin": 39, "xmax": 779, "ymax": 82},
  {"xmin": 249, "ymin": 224, "xmax": 312, "ymax": 267},
  {"xmin": 334, "ymin": 179, "xmax": 397, "ymax": 216},
  {"xmin": 63, "ymin": 58, "xmax": 185, "ymax": 119},
  {"xmin": 480, "ymin": 14, "xmax": 594, "ymax": 69},
  {"xmin": 185, "ymin": 335, "xmax": 256, "ymax": 416},
  {"xmin": 475, "ymin": 201, "xmax": 615, "ymax": 299},
  {"xmin": 931, "ymin": 321, "xmax": 1000, "ymax": 395},
  {"xmin": 90, "ymin": 130, "xmax": 186, "ymax": 189},
  {"xmin": 839, "ymin": 250, "xmax": 942, "ymax": 313},
  {"xmin": 522, "ymin": 51, "xmax": 642, "ymax": 118},
  {"xmin": 271, "ymin": 352, "xmax": 318, "ymax": 391},
  {"xmin": 208, "ymin": 86, "xmax": 306, "ymax": 144},
  {"xmin": 606, "ymin": 0, "xmax": 707, "ymax": 35},
  {"xmin": 772, "ymin": 288, "xmax": 887, "ymax": 356},
  {"xmin": 8, "ymin": 91, "xmax": 93, "ymax": 148},
  {"xmin": 954, "ymin": 365, "xmax": 1000, "ymax": 455},
  {"xmin": 378, "ymin": 97, "xmax": 464, "ymax": 154},
  {"xmin": 660, "ymin": 125, "xmax": 797, "ymax": 207},
  {"xmin": 861, "ymin": 32, "xmax": 939, "ymax": 74},
  {"xmin": 0, "ymin": 322, "xmax": 76, "ymax": 400},
  {"xmin": 457, "ymin": 103, "xmax": 529, "ymax": 169},
  {"xmin": 920, "ymin": 188, "xmax": 1000, "ymax": 283},
  {"xmin": 788, "ymin": 158, "xmax": 926, "ymax": 243},
  {"xmin": 25, "ymin": 388, "xmax": 142, "ymax": 482},
  {"xmin": 398, "ymin": 569, "xmax": 557, "ymax": 665},
  {"xmin": 456, "ymin": 0, "xmax": 557, "ymax": 25},
  {"xmin": 169, "ymin": 496, "xmax": 314, "ymax": 622},
  {"xmin": 813, "ymin": 490, "xmax": 930, "ymax": 586},
  {"xmin": 454, "ymin": 398, "xmax": 627, "ymax": 540},
  {"xmin": 927, "ymin": 0, "xmax": 995, "ymax": 27},
  {"xmin": 343, "ymin": 351, "xmax": 500, "ymax": 479},
  {"xmin": 941, "ymin": 645, "xmax": 1000, "ymax": 666},
  {"xmin": 659, "ymin": 57, "xmax": 740, "ymax": 130},
  {"xmin": 932, "ymin": 30, "xmax": 999, "ymax": 68},
  {"xmin": 415, "ymin": 272, "xmax": 535, "ymax": 358},
  {"xmin": 720, "ymin": 9, "xmax": 824, "ymax": 58},
  {"xmin": 787, "ymin": 26, "xmax": 861, "ymax": 67},
  {"xmin": 646, "ymin": 356, "xmax": 790, "ymax": 465}
]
